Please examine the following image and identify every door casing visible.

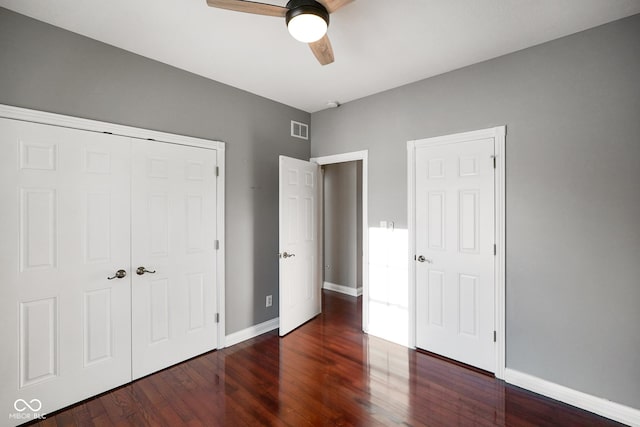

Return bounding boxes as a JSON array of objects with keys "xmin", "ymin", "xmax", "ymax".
[{"xmin": 407, "ymin": 127, "xmax": 505, "ymax": 378}]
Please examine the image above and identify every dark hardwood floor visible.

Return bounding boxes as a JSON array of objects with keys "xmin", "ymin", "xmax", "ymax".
[{"xmin": 32, "ymin": 290, "xmax": 623, "ymax": 426}]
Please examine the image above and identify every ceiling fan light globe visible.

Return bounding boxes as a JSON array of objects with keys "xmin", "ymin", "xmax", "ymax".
[{"xmin": 287, "ymin": 13, "xmax": 328, "ymax": 43}]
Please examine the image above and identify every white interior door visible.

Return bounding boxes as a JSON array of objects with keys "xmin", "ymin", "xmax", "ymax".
[
  {"xmin": 0, "ymin": 118, "xmax": 132, "ymax": 418},
  {"xmin": 414, "ymin": 136, "xmax": 496, "ymax": 372},
  {"xmin": 131, "ymin": 140, "xmax": 218, "ymax": 379},
  {"xmin": 279, "ymin": 156, "xmax": 321, "ymax": 336}
]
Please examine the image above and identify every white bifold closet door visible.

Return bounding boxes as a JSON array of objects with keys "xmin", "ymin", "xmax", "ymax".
[
  {"xmin": 0, "ymin": 117, "xmax": 218, "ymax": 420},
  {"xmin": 0, "ymin": 118, "xmax": 133, "ymax": 417},
  {"xmin": 131, "ymin": 140, "xmax": 218, "ymax": 379}
]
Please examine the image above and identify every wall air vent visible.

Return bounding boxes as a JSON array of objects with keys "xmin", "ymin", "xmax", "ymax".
[{"xmin": 291, "ymin": 120, "xmax": 309, "ymax": 140}]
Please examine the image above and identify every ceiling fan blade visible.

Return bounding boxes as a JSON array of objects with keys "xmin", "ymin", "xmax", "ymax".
[
  {"xmin": 206, "ymin": 0, "xmax": 287, "ymax": 17},
  {"xmin": 309, "ymin": 34, "xmax": 334, "ymax": 65},
  {"xmin": 317, "ymin": 0, "xmax": 354, "ymax": 14}
]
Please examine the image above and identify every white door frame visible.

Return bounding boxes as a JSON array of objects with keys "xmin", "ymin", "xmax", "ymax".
[
  {"xmin": 310, "ymin": 150, "xmax": 369, "ymax": 332},
  {"xmin": 0, "ymin": 103, "xmax": 227, "ymax": 350},
  {"xmin": 407, "ymin": 127, "xmax": 505, "ymax": 378}
]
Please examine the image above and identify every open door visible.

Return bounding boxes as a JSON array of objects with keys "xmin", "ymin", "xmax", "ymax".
[{"xmin": 279, "ymin": 156, "xmax": 321, "ymax": 336}]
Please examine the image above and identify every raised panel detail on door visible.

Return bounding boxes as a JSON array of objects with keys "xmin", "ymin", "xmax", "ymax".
[
  {"xmin": 427, "ymin": 158, "xmax": 444, "ymax": 179},
  {"xmin": 186, "ymin": 195, "xmax": 204, "ymax": 252},
  {"xmin": 428, "ymin": 270, "xmax": 444, "ymax": 327},
  {"xmin": 19, "ymin": 297, "xmax": 58, "ymax": 387},
  {"xmin": 150, "ymin": 279, "xmax": 170, "ymax": 343},
  {"xmin": 149, "ymin": 193, "xmax": 169, "ymax": 256},
  {"xmin": 459, "ymin": 156, "xmax": 478, "ymax": 177},
  {"xmin": 458, "ymin": 274, "xmax": 478, "ymax": 337},
  {"xmin": 20, "ymin": 188, "xmax": 57, "ymax": 271},
  {"xmin": 287, "ymin": 196, "xmax": 299, "ymax": 244},
  {"xmin": 148, "ymin": 158, "xmax": 169, "ymax": 178},
  {"xmin": 20, "ymin": 141, "xmax": 57, "ymax": 171},
  {"xmin": 83, "ymin": 289, "xmax": 112, "ymax": 365},
  {"xmin": 186, "ymin": 161, "xmax": 204, "ymax": 181},
  {"xmin": 428, "ymin": 192, "xmax": 445, "ymax": 250},
  {"xmin": 187, "ymin": 273, "xmax": 205, "ymax": 331},
  {"xmin": 459, "ymin": 190, "xmax": 479, "ymax": 253},
  {"xmin": 84, "ymin": 192, "xmax": 111, "ymax": 263},
  {"xmin": 131, "ymin": 140, "xmax": 218, "ymax": 379},
  {"xmin": 83, "ymin": 149, "xmax": 110, "ymax": 174}
]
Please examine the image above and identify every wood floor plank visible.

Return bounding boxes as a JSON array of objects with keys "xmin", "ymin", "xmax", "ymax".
[{"xmin": 27, "ymin": 290, "xmax": 625, "ymax": 427}]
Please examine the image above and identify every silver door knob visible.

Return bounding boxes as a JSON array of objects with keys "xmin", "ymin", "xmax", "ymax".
[
  {"xmin": 136, "ymin": 266, "xmax": 157, "ymax": 275},
  {"xmin": 281, "ymin": 252, "xmax": 296, "ymax": 259},
  {"xmin": 417, "ymin": 255, "xmax": 432, "ymax": 263},
  {"xmin": 107, "ymin": 269, "xmax": 127, "ymax": 280}
]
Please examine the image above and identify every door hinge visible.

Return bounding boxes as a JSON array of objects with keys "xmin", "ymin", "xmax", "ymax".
[
  {"xmin": 493, "ymin": 331, "xmax": 497, "ymax": 342},
  {"xmin": 494, "ymin": 244, "xmax": 497, "ymax": 256},
  {"xmin": 215, "ymin": 240, "xmax": 220, "ymax": 250},
  {"xmin": 215, "ymin": 166, "xmax": 219, "ymax": 177},
  {"xmin": 492, "ymin": 155, "xmax": 496, "ymax": 169},
  {"xmin": 215, "ymin": 313, "xmax": 220, "ymax": 323}
]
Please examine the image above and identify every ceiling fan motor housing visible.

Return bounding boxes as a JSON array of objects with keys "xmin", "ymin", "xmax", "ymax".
[{"xmin": 285, "ymin": 0, "xmax": 330, "ymax": 27}]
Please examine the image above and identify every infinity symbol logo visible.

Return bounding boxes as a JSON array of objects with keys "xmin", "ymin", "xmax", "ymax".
[{"xmin": 14, "ymin": 399, "xmax": 42, "ymax": 412}]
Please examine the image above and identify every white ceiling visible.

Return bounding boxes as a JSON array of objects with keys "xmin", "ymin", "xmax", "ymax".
[{"xmin": 2, "ymin": 0, "xmax": 640, "ymax": 113}]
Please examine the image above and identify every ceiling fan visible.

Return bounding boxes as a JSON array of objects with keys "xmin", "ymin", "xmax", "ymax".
[{"xmin": 206, "ymin": 0, "xmax": 354, "ymax": 65}]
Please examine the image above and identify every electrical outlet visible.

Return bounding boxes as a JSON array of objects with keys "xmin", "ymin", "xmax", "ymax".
[{"xmin": 266, "ymin": 295, "xmax": 272, "ymax": 307}]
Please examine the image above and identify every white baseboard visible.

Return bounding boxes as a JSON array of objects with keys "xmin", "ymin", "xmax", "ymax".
[
  {"xmin": 224, "ymin": 317, "xmax": 279, "ymax": 348},
  {"xmin": 323, "ymin": 281, "xmax": 362, "ymax": 297},
  {"xmin": 505, "ymin": 368, "xmax": 640, "ymax": 426}
]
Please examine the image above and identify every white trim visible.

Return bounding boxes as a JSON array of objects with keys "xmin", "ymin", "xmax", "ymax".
[
  {"xmin": 311, "ymin": 150, "xmax": 369, "ymax": 333},
  {"xmin": 505, "ymin": 369, "xmax": 640, "ymax": 426},
  {"xmin": 0, "ymin": 103, "xmax": 227, "ymax": 350},
  {"xmin": 494, "ymin": 126, "xmax": 506, "ymax": 379},
  {"xmin": 407, "ymin": 141, "xmax": 417, "ymax": 349},
  {"xmin": 224, "ymin": 318, "xmax": 280, "ymax": 348},
  {"xmin": 311, "ymin": 150, "xmax": 368, "ymax": 165},
  {"xmin": 216, "ymin": 145, "xmax": 226, "ymax": 349},
  {"xmin": 0, "ymin": 104, "xmax": 225, "ymax": 150},
  {"xmin": 323, "ymin": 281, "xmax": 363, "ymax": 297},
  {"xmin": 407, "ymin": 126, "xmax": 506, "ymax": 378}
]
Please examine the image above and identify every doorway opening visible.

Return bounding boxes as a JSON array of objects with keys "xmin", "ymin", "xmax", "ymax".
[
  {"xmin": 322, "ymin": 160, "xmax": 363, "ymax": 297},
  {"xmin": 311, "ymin": 151, "xmax": 369, "ymax": 332}
]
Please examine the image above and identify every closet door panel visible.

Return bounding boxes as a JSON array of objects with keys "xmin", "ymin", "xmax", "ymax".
[
  {"xmin": 131, "ymin": 140, "xmax": 218, "ymax": 379},
  {"xmin": 0, "ymin": 118, "xmax": 132, "ymax": 421}
]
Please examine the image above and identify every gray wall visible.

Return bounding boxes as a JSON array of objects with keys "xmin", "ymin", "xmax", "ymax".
[
  {"xmin": 311, "ymin": 14, "xmax": 640, "ymax": 409},
  {"xmin": 323, "ymin": 161, "xmax": 362, "ymax": 289},
  {"xmin": 0, "ymin": 7, "xmax": 311, "ymax": 335}
]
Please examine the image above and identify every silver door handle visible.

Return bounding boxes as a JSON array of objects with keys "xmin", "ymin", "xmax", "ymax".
[
  {"xmin": 107, "ymin": 269, "xmax": 127, "ymax": 280},
  {"xmin": 136, "ymin": 266, "xmax": 157, "ymax": 275},
  {"xmin": 417, "ymin": 255, "xmax": 432, "ymax": 263},
  {"xmin": 281, "ymin": 252, "xmax": 296, "ymax": 259}
]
